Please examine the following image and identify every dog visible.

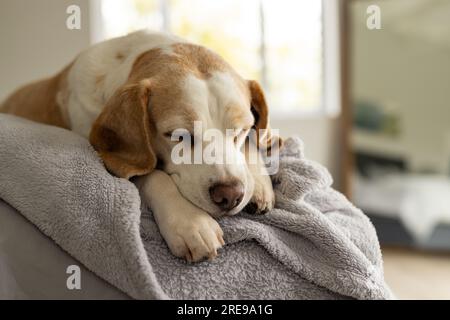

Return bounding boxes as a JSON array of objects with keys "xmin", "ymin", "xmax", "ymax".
[{"xmin": 0, "ymin": 30, "xmax": 281, "ymax": 262}]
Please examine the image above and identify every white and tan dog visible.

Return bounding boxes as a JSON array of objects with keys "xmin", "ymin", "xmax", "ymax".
[{"xmin": 0, "ymin": 30, "xmax": 280, "ymax": 262}]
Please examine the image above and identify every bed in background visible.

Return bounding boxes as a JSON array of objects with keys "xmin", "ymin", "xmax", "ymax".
[{"xmin": 352, "ymin": 151, "xmax": 450, "ymax": 251}]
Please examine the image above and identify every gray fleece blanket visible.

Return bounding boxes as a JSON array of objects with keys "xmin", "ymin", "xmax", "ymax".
[{"xmin": 0, "ymin": 114, "xmax": 393, "ymax": 299}]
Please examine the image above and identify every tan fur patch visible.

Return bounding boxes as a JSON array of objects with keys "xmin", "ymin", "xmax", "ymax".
[
  {"xmin": 171, "ymin": 43, "xmax": 228, "ymax": 79},
  {"xmin": 0, "ymin": 63, "xmax": 73, "ymax": 129},
  {"xmin": 95, "ymin": 74, "xmax": 105, "ymax": 86}
]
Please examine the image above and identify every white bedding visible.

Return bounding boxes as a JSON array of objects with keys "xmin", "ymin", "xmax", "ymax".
[
  {"xmin": 0, "ymin": 200, "xmax": 128, "ymax": 299},
  {"xmin": 353, "ymin": 173, "xmax": 450, "ymax": 242}
]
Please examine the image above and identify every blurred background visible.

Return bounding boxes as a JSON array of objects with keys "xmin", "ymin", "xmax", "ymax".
[
  {"xmin": 349, "ymin": 0, "xmax": 450, "ymax": 299},
  {"xmin": 0, "ymin": 0, "xmax": 449, "ymax": 299}
]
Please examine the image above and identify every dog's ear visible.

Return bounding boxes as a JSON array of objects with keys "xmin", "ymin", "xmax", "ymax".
[
  {"xmin": 89, "ymin": 79, "xmax": 156, "ymax": 179},
  {"xmin": 248, "ymin": 80, "xmax": 282, "ymax": 152}
]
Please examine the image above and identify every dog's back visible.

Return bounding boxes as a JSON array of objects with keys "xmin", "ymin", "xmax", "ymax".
[{"xmin": 0, "ymin": 64, "xmax": 71, "ymax": 128}]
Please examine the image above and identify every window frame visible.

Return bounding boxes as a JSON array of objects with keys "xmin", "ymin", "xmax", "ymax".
[{"xmin": 89, "ymin": 0, "xmax": 341, "ymax": 118}]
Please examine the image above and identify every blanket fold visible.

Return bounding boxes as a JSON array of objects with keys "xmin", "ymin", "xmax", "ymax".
[{"xmin": 0, "ymin": 114, "xmax": 393, "ymax": 299}]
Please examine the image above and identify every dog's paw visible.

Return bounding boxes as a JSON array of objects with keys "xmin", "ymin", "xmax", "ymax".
[
  {"xmin": 246, "ymin": 173, "xmax": 275, "ymax": 214},
  {"xmin": 161, "ymin": 210, "xmax": 225, "ymax": 262}
]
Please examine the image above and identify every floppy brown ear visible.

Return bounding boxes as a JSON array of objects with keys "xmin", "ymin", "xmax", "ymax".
[
  {"xmin": 89, "ymin": 79, "xmax": 156, "ymax": 179},
  {"xmin": 248, "ymin": 80, "xmax": 282, "ymax": 152}
]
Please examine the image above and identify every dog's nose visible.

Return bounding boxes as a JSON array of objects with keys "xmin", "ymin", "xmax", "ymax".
[{"xmin": 209, "ymin": 181, "xmax": 244, "ymax": 211}]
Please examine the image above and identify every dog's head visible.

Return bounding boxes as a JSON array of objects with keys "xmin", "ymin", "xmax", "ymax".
[{"xmin": 90, "ymin": 43, "xmax": 278, "ymax": 217}]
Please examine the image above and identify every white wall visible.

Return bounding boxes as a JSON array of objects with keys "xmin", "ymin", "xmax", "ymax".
[
  {"xmin": 0, "ymin": 0, "xmax": 341, "ymax": 186},
  {"xmin": 272, "ymin": 117, "xmax": 341, "ymax": 186},
  {"xmin": 351, "ymin": 1, "xmax": 450, "ymax": 174},
  {"xmin": 0, "ymin": 0, "xmax": 91, "ymax": 100}
]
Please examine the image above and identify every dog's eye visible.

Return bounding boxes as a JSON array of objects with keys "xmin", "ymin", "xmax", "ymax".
[
  {"xmin": 165, "ymin": 131, "xmax": 194, "ymax": 147},
  {"xmin": 163, "ymin": 132, "xmax": 173, "ymax": 138},
  {"xmin": 164, "ymin": 131, "xmax": 187, "ymax": 141}
]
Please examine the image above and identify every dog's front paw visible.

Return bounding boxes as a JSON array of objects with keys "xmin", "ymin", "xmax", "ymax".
[
  {"xmin": 161, "ymin": 210, "xmax": 225, "ymax": 262},
  {"xmin": 246, "ymin": 173, "xmax": 275, "ymax": 214}
]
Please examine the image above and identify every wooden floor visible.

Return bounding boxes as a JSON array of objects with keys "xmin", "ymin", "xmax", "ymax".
[{"xmin": 382, "ymin": 247, "xmax": 450, "ymax": 300}]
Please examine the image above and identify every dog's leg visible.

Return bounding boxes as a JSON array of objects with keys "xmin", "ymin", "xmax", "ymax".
[
  {"xmin": 245, "ymin": 143, "xmax": 275, "ymax": 214},
  {"xmin": 135, "ymin": 170, "xmax": 225, "ymax": 262}
]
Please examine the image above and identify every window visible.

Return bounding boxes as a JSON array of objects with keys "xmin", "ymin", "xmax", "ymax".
[{"xmin": 91, "ymin": 0, "xmax": 339, "ymax": 116}]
